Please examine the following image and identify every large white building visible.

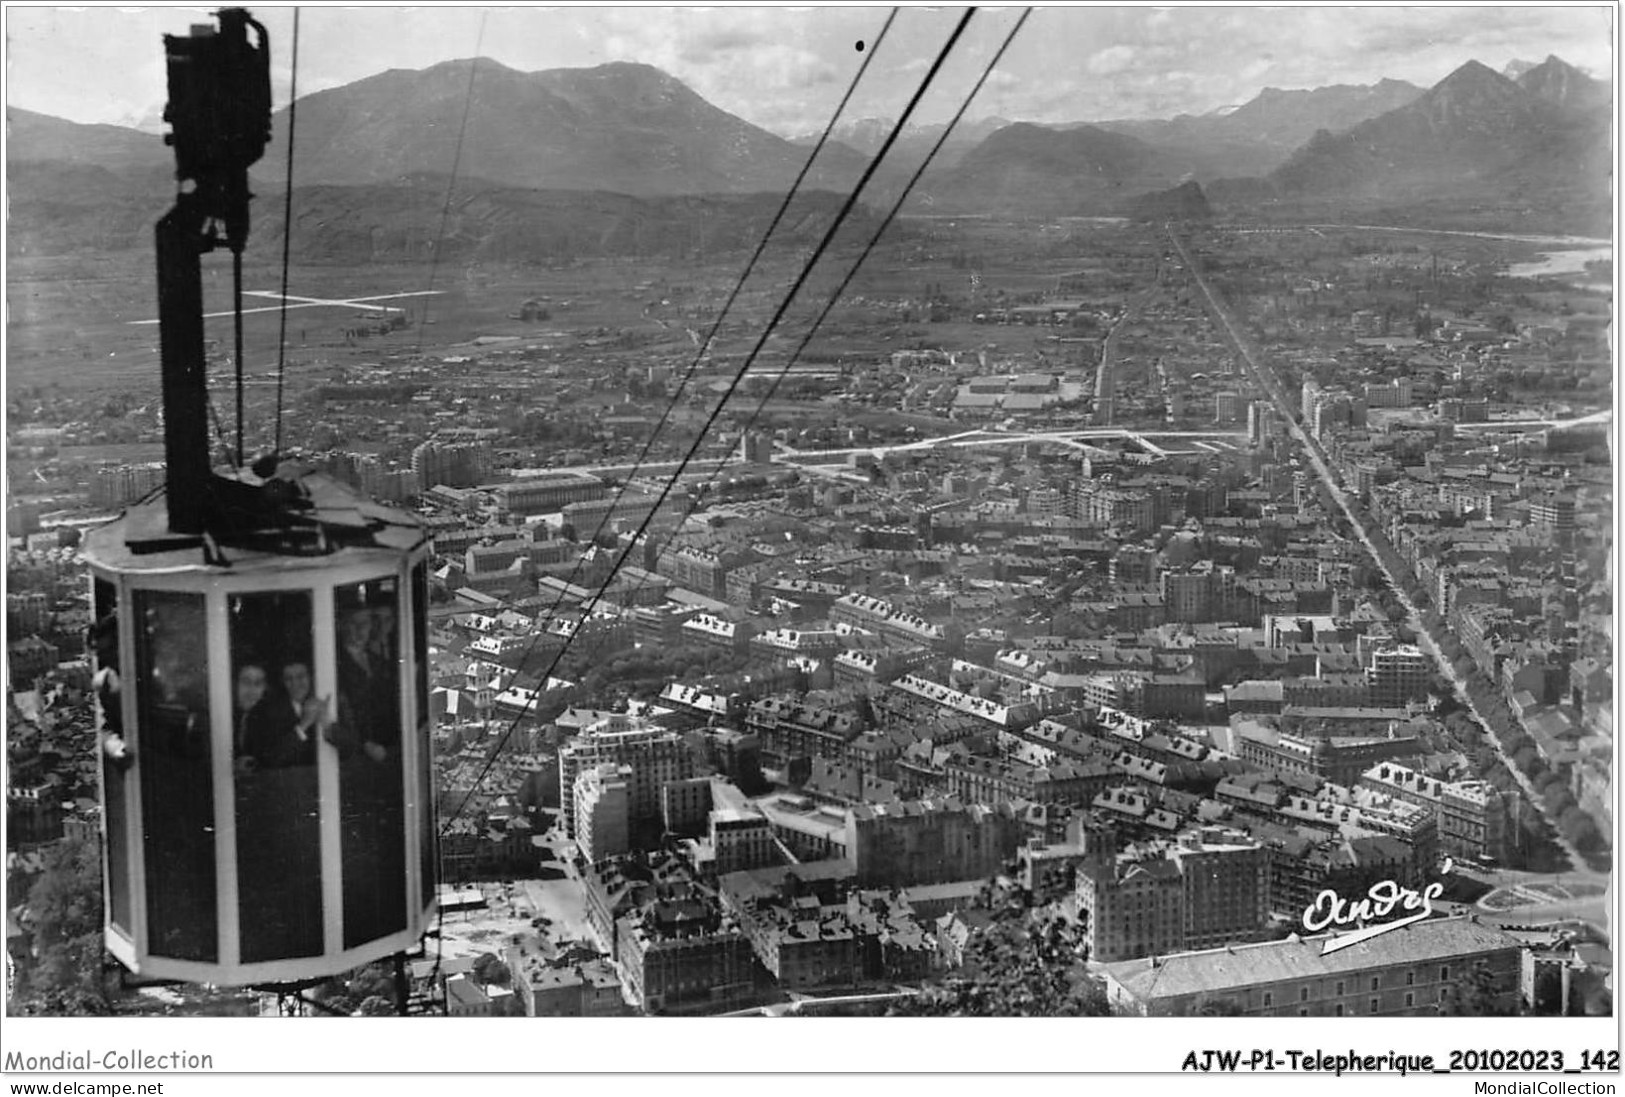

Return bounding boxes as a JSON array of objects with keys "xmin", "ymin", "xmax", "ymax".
[
  {"xmin": 559, "ymin": 718, "xmax": 696, "ymax": 837},
  {"xmin": 574, "ymin": 763, "xmax": 632, "ymax": 864}
]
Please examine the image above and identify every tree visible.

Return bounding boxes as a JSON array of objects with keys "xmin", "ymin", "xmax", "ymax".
[
  {"xmin": 888, "ymin": 885, "xmax": 1109, "ymax": 1017},
  {"xmin": 355, "ymin": 995, "xmax": 396, "ymax": 1016},
  {"xmin": 348, "ymin": 962, "xmax": 396, "ymax": 1003},
  {"xmin": 1440, "ymin": 960, "xmax": 1515, "ymax": 1016},
  {"xmin": 472, "ymin": 952, "xmax": 511, "ymax": 987},
  {"xmin": 9, "ymin": 834, "xmax": 111, "ymax": 1015}
]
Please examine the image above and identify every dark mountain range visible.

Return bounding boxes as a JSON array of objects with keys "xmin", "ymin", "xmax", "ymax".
[
  {"xmin": 1123, "ymin": 180, "xmax": 1213, "ymax": 222},
  {"xmin": 916, "ymin": 79, "xmax": 1431, "ymax": 213},
  {"xmin": 9, "ymin": 59, "xmax": 876, "ymax": 259},
  {"xmin": 8, "ymin": 52, "xmax": 1611, "ymax": 251},
  {"xmin": 915, "ymin": 122, "xmax": 1182, "ymax": 216},
  {"xmin": 1089, "ymin": 78, "xmax": 1424, "ymax": 175},
  {"xmin": 8, "ymin": 161, "xmax": 173, "ymax": 255},
  {"xmin": 8, "ymin": 166, "xmax": 872, "ymax": 264},
  {"xmin": 1515, "ymin": 54, "xmax": 1611, "ymax": 112},
  {"xmin": 1207, "ymin": 78, "xmax": 1426, "ymax": 149},
  {"xmin": 792, "ymin": 115, "xmax": 1012, "ymax": 169},
  {"xmin": 255, "ymin": 58, "xmax": 867, "ymax": 196},
  {"xmin": 1266, "ymin": 59, "xmax": 1610, "ymax": 232},
  {"xmin": 6, "ymin": 107, "xmax": 169, "ymax": 173}
]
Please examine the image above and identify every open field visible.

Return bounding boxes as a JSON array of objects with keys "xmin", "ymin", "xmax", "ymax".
[
  {"xmin": 8, "ymin": 253, "xmax": 771, "ymax": 396},
  {"xmin": 9, "ymin": 216, "xmax": 1163, "ymax": 402}
]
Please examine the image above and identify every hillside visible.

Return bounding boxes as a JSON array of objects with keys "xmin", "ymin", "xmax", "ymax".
[
  {"xmin": 8, "ymin": 171, "xmax": 875, "ymax": 264},
  {"xmin": 918, "ymin": 122, "xmax": 1179, "ymax": 216},
  {"xmin": 1265, "ymin": 60, "xmax": 1611, "ymax": 233},
  {"xmin": 256, "ymin": 58, "xmax": 867, "ymax": 196}
]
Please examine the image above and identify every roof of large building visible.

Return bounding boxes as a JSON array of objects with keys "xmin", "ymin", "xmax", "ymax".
[{"xmin": 1101, "ymin": 916, "xmax": 1522, "ymax": 1003}]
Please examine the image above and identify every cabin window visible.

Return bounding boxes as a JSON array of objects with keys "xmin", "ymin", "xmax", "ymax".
[
  {"xmin": 94, "ymin": 579, "xmax": 132, "ymax": 937},
  {"xmin": 336, "ymin": 579, "xmax": 407, "ymax": 947},
  {"xmin": 134, "ymin": 589, "xmax": 216, "ymax": 962},
  {"xmin": 412, "ymin": 561, "xmax": 429, "ymax": 716},
  {"xmin": 230, "ymin": 590, "xmax": 322, "ymax": 962},
  {"xmin": 413, "ymin": 562, "xmax": 436, "ymax": 914}
]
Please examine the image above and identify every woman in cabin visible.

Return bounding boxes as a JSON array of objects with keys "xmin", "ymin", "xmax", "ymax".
[
  {"xmin": 235, "ymin": 656, "xmax": 325, "ymax": 962},
  {"xmin": 239, "ymin": 660, "xmax": 324, "ymax": 770},
  {"xmin": 232, "ymin": 662, "xmax": 272, "ymax": 773}
]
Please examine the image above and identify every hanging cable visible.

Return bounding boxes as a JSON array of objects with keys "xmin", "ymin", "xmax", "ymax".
[
  {"xmin": 637, "ymin": 11, "xmax": 1036, "ymax": 558},
  {"xmin": 551, "ymin": 7, "xmax": 1036, "ymax": 680},
  {"xmin": 410, "ymin": 10, "xmax": 901, "ymax": 660},
  {"xmin": 440, "ymin": 8, "xmax": 977, "ymax": 836},
  {"xmin": 374, "ymin": 10, "xmax": 905, "ymax": 631},
  {"xmin": 414, "ymin": 11, "xmax": 489, "ymax": 355},
  {"xmin": 273, "ymin": 6, "xmax": 301, "ymax": 456},
  {"xmin": 585, "ymin": 10, "xmax": 1035, "ymax": 640},
  {"xmin": 377, "ymin": 10, "xmax": 903, "ymax": 633},
  {"xmin": 499, "ymin": 7, "xmax": 901, "ymax": 643}
]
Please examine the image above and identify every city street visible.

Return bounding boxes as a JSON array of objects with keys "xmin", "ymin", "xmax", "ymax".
[
  {"xmin": 517, "ymin": 835, "xmax": 596, "ymax": 946},
  {"xmin": 1168, "ymin": 224, "xmax": 1592, "ymax": 875}
]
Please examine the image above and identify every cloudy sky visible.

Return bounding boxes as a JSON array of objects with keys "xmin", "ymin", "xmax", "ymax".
[{"xmin": 5, "ymin": 5, "xmax": 1614, "ymax": 137}]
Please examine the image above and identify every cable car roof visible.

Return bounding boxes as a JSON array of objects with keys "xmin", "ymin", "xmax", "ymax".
[{"xmin": 86, "ymin": 464, "xmax": 430, "ymax": 573}]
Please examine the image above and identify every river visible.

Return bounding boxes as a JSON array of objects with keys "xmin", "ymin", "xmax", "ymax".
[
  {"xmin": 1301, "ymin": 222, "xmax": 1611, "ymax": 281},
  {"xmin": 1505, "ymin": 245, "xmax": 1612, "ymax": 279}
]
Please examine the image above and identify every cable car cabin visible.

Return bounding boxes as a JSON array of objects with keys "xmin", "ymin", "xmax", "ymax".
[{"xmin": 83, "ymin": 473, "xmax": 438, "ymax": 987}]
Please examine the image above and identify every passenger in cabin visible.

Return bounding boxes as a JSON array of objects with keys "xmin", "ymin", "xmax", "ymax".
[
  {"xmin": 89, "ymin": 611, "xmax": 130, "ymax": 764},
  {"xmin": 232, "ymin": 662, "xmax": 271, "ymax": 774},
  {"xmin": 337, "ymin": 607, "xmax": 394, "ymax": 761},
  {"xmin": 269, "ymin": 661, "xmax": 325, "ymax": 767},
  {"xmin": 368, "ymin": 603, "xmax": 397, "ymax": 666}
]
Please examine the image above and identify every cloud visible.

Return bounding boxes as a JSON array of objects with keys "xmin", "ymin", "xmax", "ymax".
[
  {"xmin": 1086, "ymin": 45, "xmax": 1137, "ymax": 76},
  {"xmin": 6, "ymin": 6, "xmax": 1615, "ymax": 137},
  {"xmin": 1240, "ymin": 58, "xmax": 1274, "ymax": 83},
  {"xmin": 677, "ymin": 26, "xmax": 770, "ymax": 65}
]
